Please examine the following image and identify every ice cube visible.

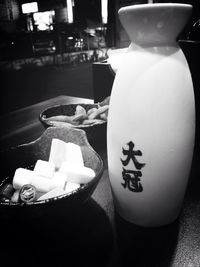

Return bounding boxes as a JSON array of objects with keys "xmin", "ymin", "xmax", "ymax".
[
  {"xmin": 65, "ymin": 182, "xmax": 80, "ymax": 194},
  {"xmin": 37, "ymin": 187, "xmax": 65, "ymax": 201},
  {"xmin": 31, "ymin": 175, "xmax": 51, "ymax": 193},
  {"xmin": 60, "ymin": 162, "xmax": 95, "ymax": 184},
  {"xmin": 50, "ymin": 172, "xmax": 66, "ymax": 190},
  {"xmin": 13, "ymin": 168, "xmax": 35, "ymax": 190},
  {"xmin": 34, "ymin": 160, "xmax": 55, "ymax": 179}
]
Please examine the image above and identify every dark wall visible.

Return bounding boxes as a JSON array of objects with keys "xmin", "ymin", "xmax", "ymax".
[{"xmin": 74, "ymin": 0, "xmax": 102, "ymax": 27}]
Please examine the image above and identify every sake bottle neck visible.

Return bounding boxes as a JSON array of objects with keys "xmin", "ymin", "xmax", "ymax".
[{"xmin": 118, "ymin": 3, "xmax": 192, "ymax": 48}]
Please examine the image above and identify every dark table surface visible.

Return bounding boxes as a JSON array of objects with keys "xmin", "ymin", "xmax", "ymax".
[{"xmin": 0, "ymin": 95, "xmax": 200, "ymax": 267}]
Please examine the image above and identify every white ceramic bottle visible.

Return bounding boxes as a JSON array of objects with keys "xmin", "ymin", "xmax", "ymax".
[{"xmin": 107, "ymin": 3, "xmax": 195, "ymax": 227}]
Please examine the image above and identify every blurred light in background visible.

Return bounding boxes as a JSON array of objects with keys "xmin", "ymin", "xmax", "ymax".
[
  {"xmin": 67, "ymin": 0, "xmax": 73, "ymax": 23},
  {"xmin": 22, "ymin": 2, "xmax": 38, "ymax": 14},
  {"xmin": 33, "ymin": 10, "xmax": 55, "ymax": 31},
  {"xmin": 101, "ymin": 0, "xmax": 108, "ymax": 24}
]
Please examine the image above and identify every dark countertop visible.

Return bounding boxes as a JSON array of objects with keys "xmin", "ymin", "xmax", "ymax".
[{"xmin": 0, "ymin": 95, "xmax": 200, "ymax": 267}]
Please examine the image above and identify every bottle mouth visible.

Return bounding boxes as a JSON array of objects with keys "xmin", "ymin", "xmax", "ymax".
[
  {"xmin": 118, "ymin": 3, "xmax": 193, "ymax": 47},
  {"xmin": 118, "ymin": 3, "xmax": 192, "ymax": 14}
]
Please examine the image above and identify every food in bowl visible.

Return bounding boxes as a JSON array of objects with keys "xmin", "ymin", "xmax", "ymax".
[
  {"xmin": 0, "ymin": 127, "xmax": 104, "ymax": 220},
  {"xmin": 39, "ymin": 99, "xmax": 110, "ymax": 150},
  {"xmin": 0, "ymin": 138, "xmax": 96, "ymax": 204},
  {"xmin": 40, "ymin": 104, "xmax": 109, "ymax": 128}
]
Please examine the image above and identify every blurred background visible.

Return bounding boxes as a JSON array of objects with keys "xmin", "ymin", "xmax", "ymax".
[{"xmin": 0, "ymin": 0, "xmax": 199, "ymax": 115}]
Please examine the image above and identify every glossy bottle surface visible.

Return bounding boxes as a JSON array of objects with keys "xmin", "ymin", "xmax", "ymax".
[{"xmin": 107, "ymin": 4, "xmax": 195, "ymax": 227}]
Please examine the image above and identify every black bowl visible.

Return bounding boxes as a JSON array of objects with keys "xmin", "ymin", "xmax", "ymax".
[
  {"xmin": 0, "ymin": 127, "xmax": 104, "ymax": 220},
  {"xmin": 39, "ymin": 103, "xmax": 107, "ymax": 150}
]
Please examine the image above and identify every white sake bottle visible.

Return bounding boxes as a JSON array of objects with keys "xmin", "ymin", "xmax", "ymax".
[{"xmin": 107, "ymin": 3, "xmax": 195, "ymax": 227}]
